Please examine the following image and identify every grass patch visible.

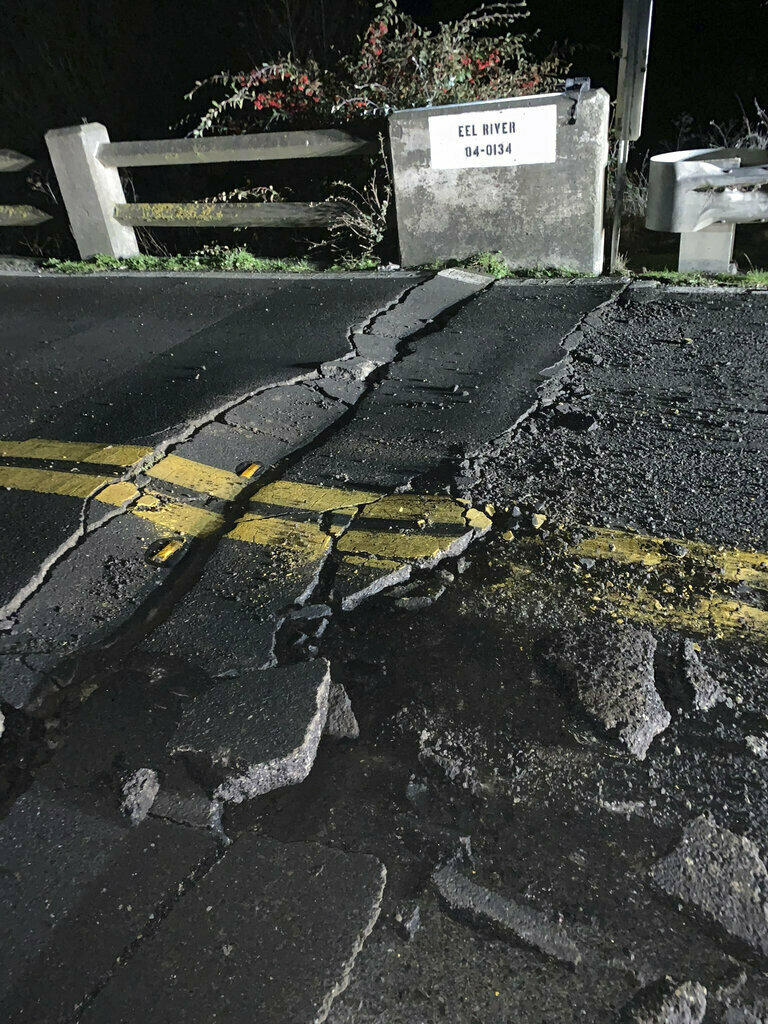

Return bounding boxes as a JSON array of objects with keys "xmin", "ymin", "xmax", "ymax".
[
  {"xmin": 638, "ymin": 268, "xmax": 768, "ymax": 289},
  {"xmin": 39, "ymin": 245, "xmax": 768, "ymax": 288},
  {"xmin": 42, "ymin": 247, "xmax": 318, "ymax": 275},
  {"xmin": 328, "ymin": 254, "xmax": 382, "ymax": 272}
]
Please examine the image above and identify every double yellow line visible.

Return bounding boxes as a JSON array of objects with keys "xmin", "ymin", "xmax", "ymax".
[{"xmin": 0, "ymin": 438, "xmax": 490, "ymax": 570}]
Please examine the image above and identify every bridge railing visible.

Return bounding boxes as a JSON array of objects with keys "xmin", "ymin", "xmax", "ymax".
[
  {"xmin": 0, "ymin": 149, "xmax": 52, "ymax": 229},
  {"xmin": 45, "ymin": 123, "xmax": 372, "ymax": 259}
]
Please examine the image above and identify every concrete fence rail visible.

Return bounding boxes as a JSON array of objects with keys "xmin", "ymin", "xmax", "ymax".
[
  {"xmin": 0, "ymin": 148, "xmax": 52, "ymax": 228},
  {"xmin": 45, "ymin": 123, "xmax": 370, "ymax": 259}
]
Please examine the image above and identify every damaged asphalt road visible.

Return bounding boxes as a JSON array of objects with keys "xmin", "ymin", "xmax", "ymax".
[{"xmin": 1, "ymin": 273, "xmax": 768, "ymax": 1023}]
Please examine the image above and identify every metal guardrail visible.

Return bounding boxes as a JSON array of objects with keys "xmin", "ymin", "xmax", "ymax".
[
  {"xmin": 0, "ymin": 149, "xmax": 52, "ymax": 228},
  {"xmin": 646, "ymin": 147, "xmax": 768, "ymax": 273},
  {"xmin": 45, "ymin": 123, "xmax": 371, "ymax": 259}
]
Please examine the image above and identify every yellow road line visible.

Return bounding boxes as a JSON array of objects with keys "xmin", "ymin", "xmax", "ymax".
[
  {"xmin": 355, "ymin": 493, "xmax": 480, "ymax": 528},
  {"xmin": 0, "ymin": 465, "xmax": 114, "ymax": 500},
  {"xmin": 227, "ymin": 512, "xmax": 330, "ymax": 560},
  {"xmin": 572, "ymin": 526, "xmax": 768, "ymax": 592},
  {"xmin": 250, "ymin": 479, "xmax": 381, "ymax": 515},
  {"xmin": 131, "ymin": 495, "xmax": 224, "ymax": 539},
  {"xmin": 146, "ymin": 454, "xmax": 248, "ymax": 502},
  {"xmin": 337, "ymin": 529, "xmax": 465, "ymax": 562},
  {"xmin": 0, "ymin": 438, "xmax": 150, "ymax": 467},
  {"xmin": 598, "ymin": 584, "xmax": 768, "ymax": 641}
]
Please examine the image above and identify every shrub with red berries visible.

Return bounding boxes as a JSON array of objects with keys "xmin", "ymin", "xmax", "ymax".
[{"xmin": 186, "ymin": 1, "xmax": 569, "ymax": 136}]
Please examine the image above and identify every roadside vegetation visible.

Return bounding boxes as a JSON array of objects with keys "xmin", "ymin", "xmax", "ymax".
[
  {"xmin": 39, "ymin": 248, "xmax": 768, "ymax": 288},
  {"xmin": 182, "ymin": 0, "xmax": 569, "ymax": 266},
  {"xmin": 10, "ymin": 2, "xmax": 766, "ymax": 279}
]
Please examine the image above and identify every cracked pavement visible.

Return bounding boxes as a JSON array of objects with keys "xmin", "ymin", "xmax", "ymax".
[{"xmin": 1, "ymin": 272, "xmax": 768, "ymax": 1023}]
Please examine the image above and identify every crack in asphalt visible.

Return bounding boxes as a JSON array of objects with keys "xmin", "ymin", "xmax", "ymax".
[{"xmin": 1, "ymin": 277, "xmax": 447, "ymax": 695}]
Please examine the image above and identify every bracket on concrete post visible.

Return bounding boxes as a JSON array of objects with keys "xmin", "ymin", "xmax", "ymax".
[{"xmin": 45, "ymin": 123, "xmax": 139, "ymax": 258}]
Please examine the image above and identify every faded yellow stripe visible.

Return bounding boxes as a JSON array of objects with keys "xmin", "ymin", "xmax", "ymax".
[
  {"xmin": 130, "ymin": 494, "xmax": 224, "ymax": 539},
  {"xmin": 97, "ymin": 481, "xmax": 141, "ymax": 507},
  {"xmin": 341, "ymin": 554, "xmax": 404, "ymax": 571},
  {"xmin": 0, "ymin": 465, "xmax": 112, "ymax": 500},
  {"xmin": 598, "ymin": 584, "xmax": 768, "ymax": 641},
  {"xmin": 574, "ymin": 527, "xmax": 768, "ymax": 591},
  {"xmin": 337, "ymin": 528, "xmax": 462, "ymax": 562},
  {"xmin": 0, "ymin": 438, "xmax": 150, "ymax": 467},
  {"xmin": 147, "ymin": 455, "xmax": 247, "ymax": 502},
  {"xmin": 227, "ymin": 512, "xmax": 330, "ymax": 559},
  {"xmin": 494, "ymin": 555, "xmax": 768, "ymax": 643},
  {"xmin": 356, "ymin": 493, "xmax": 470, "ymax": 527},
  {"xmin": 250, "ymin": 479, "xmax": 381, "ymax": 514}
]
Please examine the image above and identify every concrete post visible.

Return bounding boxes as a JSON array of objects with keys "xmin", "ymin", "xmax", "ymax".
[
  {"xmin": 678, "ymin": 223, "xmax": 735, "ymax": 274},
  {"xmin": 45, "ymin": 123, "xmax": 139, "ymax": 258}
]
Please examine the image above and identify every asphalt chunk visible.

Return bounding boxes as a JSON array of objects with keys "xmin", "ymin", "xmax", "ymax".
[
  {"xmin": 79, "ymin": 835, "xmax": 386, "ymax": 1024},
  {"xmin": 120, "ymin": 766, "xmax": 160, "ymax": 825},
  {"xmin": 650, "ymin": 814, "xmax": 768, "ymax": 957},
  {"xmin": 0, "ymin": 783, "xmax": 215, "ymax": 1024},
  {"xmin": 682, "ymin": 639, "xmax": 726, "ymax": 711},
  {"xmin": 616, "ymin": 977, "xmax": 707, "ymax": 1024},
  {"xmin": 170, "ymin": 659, "xmax": 331, "ymax": 803},
  {"xmin": 433, "ymin": 863, "xmax": 582, "ymax": 967},
  {"xmin": 543, "ymin": 622, "xmax": 670, "ymax": 759},
  {"xmin": 325, "ymin": 680, "xmax": 360, "ymax": 740}
]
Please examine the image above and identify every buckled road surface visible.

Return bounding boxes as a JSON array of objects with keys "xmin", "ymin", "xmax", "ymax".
[{"xmin": 1, "ymin": 270, "xmax": 767, "ymax": 1023}]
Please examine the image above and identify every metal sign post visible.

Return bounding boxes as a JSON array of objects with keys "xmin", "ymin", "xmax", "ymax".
[{"xmin": 610, "ymin": 0, "xmax": 654, "ymax": 272}]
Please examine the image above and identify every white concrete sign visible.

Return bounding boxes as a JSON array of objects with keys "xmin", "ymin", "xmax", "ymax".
[{"xmin": 428, "ymin": 104, "xmax": 557, "ymax": 170}]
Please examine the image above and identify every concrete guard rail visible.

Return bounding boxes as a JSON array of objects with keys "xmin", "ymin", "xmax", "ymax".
[
  {"xmin": 0, "ymin": 149, "xmax": 52, "ymax": 228},
  {"xmin": 44, "ymin": 123, "xmax": 373, "ymax": 258},
  {"xmin": 646, "ymin": 147, "xmax": 768, "ymax": 273}
]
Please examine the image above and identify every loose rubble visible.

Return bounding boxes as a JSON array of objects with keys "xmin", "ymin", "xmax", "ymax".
[
  {"xmin": 394, "ymin": 903, "xmax": 421, "ymax": 942},
  {"xmin": 120, "ymin": 767, "xmax": 160, "ymax": 825},
  {"xmin": 543, "ymin": 623, "xmax": 670, "ymax": 759},
  {"xmin": 432, "ymin": 864, "xmax": 582, "ymax": 967},
  {"xmin": 617, "ymin": 977, "xmax": 707, "ymax": 1024},
  {"xmin": 170, "ymin": 660, "xmax": 331, "ymax": 803},
  {"xmin": 682, "ymin": 639, "xmax": 725, "ymax": 711},
  {"xmin": 650, "ymin": 815, "xmax": 768, "ymax": 956}
]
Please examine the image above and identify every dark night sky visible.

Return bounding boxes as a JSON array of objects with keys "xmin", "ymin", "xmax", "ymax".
[{"xmin": 1, "ymin": 0, "xmax": 765, "ymax": 157}]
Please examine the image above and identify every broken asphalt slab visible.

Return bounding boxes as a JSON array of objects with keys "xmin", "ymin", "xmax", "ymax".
[
  {"xmin": 0, "ymin": 274, "xmax": 419, "ymax": 661},
  {"xmin": 433, "ymin": 863, "xmax": 582, "ymax": 967},
  {"xmin": 78, "ymin": 834, "xmax": 386, "ymax": 1024},
  {"xmin": 170, "ymin": 659, "xmax": 331, "ymax": 803},
  {"xmin": 542, "ymin": 622, "xmax": 671, "ymax": 759},
  {"xmin": 651, "ymin": 814, "xmax": 768, "ymax": 957},
  {"xmin": 136, "ymin": 270, "xmax": 494, "ymax": 676},
  {"xmin": 0, "ymin": 782, "xmax": 216, "ymax": 1024},
  {"xmin": 288, "ymin": 280, "xmax": 622, "ymax": 495}
]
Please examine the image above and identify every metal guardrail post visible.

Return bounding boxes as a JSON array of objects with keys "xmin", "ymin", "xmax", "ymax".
[
  {"xmin": 646, "ymin": 147, "xmax": 768, "ymax": 273},
  {"xmin": 45, "ymin": 123, "xmax": 140, "ymax": 258}
]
